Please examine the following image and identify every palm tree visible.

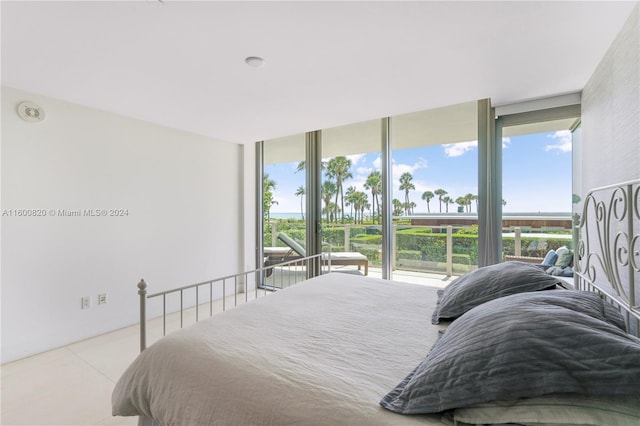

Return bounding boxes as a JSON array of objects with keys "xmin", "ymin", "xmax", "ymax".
[
  {"xmin": 392, "ymin": 199, "xmax": 404, "ymax": 216},
  {"xmin": 263, "ymin": 192, "xmax": 277, "ymax": 222},
  {"xmin": 263, "ymin": 173, "xmax": 276, "ymax": 193},
  {"xmin": 295, "ymin": 160, "xmax": 327, "ymax": 173},
  {"xmin": 455, "ymin": 196, "xmax": 469, "ymax": 213},
  {"xmin": 463, "ymin": 193, "xmax": 475, "ymax": 213},
  {"xmin": 421, "ymin": 191, "xmax": 434, "ymax": 213},
  {"xmin": 295, "ymin": 185, "xmax": 305, "ymax": 219},
  {"xmin": 326, "ymin": 156, "xmax": 353, "ymax": 223},
  {"xmin": 409, "ymin": 201, "xmax": 417, "ymax": 215},
  {"xmin": 263, "ymin": 173, "xmax": 277, "ymax": 221},
  {"xmin": 360, "ymin": 192, "xmax": 370, "ymax": 223},
  {"xmin": 324, "ymin": 202, "xmax": 340, "ymax": 223},
  {"xmin": 360, "ymin": 201, "xmax": 371, "ymax": 224},
  {"xmin": 344, "ymin": 186, "xmax": 357, "ymax": 221},
  {"xmin": 351, "ymin": 192, "xmax": 361, "ymax": 223},
  {"xmin": 351, "ymin": 191, "xmax": 368, "ymax": 223},
  {"xmin": 364, "ymin": 170, "xmax": 382, "ymax": 224},
  {"xmin": 399, "ymin": 172, "xmax": 415, "ymax": 216},
  {"xmin": 321, "ymin": 180, "xmax": 337, "ymax": 223},
  {"xmin": 434, "ymin": 188, "xmax": 448, "ymax": 213},
  {"xmin": 442, "ymin": 195, "xmax": 454, "ymax": 213}
]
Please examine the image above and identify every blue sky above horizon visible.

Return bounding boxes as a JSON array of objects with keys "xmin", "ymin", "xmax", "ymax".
[{"xmin": 265, "ymin": 130, "xmax": 573, "ymax": 215}]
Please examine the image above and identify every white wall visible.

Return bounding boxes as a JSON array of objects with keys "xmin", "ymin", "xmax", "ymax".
[
  {"xmin": 581, "ymin": 3, "xmax": 639, "ymax": 192},
  {"xmin": 1, "ymin": 87, "xmax": 244, "ymax": 363},
  {"xmin": 580, "ymin": 4, "xmax": 639, "ymax": 308}
]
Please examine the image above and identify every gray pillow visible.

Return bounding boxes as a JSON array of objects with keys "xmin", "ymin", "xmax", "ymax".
[
  {"xmin": 381, "ymin": 291, "xmax": 639, "ymax": 415},
  {"xmin": 452, "ymin": 393, "xmax": 640, "ymax": 426},
  {"xmin": 432, "ymin": 261, "xmax": 561, "ymax": 324}
]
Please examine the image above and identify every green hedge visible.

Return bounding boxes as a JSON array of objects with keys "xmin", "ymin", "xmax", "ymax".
[
  {"xmin": 359, "ymin": 247, "xmax": 381, "ymax": 262},
  {"xmin": 265, "ymin": 221, "xmax": 571, "ymax": 267},
  {"xmin": 502, "ymin": 237, "xmax": 572, "ymax": 258},
  {"xmin": 397, "ymin": 250, "xmax": 422, "ymax": 260},
  {"xmin": 395, "ymin": 231, "xmax": 478, "ymax": 264},
  {"xmin": 452, "ymin": 254, "xmax": 471, "ymax": 265},
  {"xmin": 350, "ymin": 234, "xmax": 383, "ymax": 245}
]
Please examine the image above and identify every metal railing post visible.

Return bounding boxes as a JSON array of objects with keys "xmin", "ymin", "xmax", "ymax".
[
  {"xmin": 138, "ymin": 279, "xmax": 147, "ymax": 352},
  {"xmin": 514, "ymin": 227, "xmax": 522, "ymax": 256},
  {"xmin": 446, "ymin": 226, "xmax": 453, "ymax": 277},
  {"xmin": 392, "ymin": 225, "xmax": 397, "ymax": 271},
  {"xmin": 572, "ymin": 213, "xmax": 581, "ymax": 289},
  {"xmin": 344, "ymin": 224, "xmax": 350, "ymax": 251},
  {"xmin": 271, "ymin": 222, "xmax": 278, "ymax": 246}
]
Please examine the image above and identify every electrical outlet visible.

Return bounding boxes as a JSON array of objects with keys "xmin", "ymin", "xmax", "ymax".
[
  {"xmin": 81, "ymin": 296, "xmax": 91, "ymax": 309},
  {"xmin": 98, "ymin": 293, "xmax": 107, "ymax": 305}
]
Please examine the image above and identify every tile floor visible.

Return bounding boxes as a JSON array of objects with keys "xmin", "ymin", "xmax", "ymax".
[{"xmin": 1, "ymin": 268, "xmax": 451, "ymax": 426}]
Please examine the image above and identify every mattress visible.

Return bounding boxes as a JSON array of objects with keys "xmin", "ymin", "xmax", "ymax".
[{"xmin": 112, "ymin": 273, "xmax": 449, "ymax": 425}]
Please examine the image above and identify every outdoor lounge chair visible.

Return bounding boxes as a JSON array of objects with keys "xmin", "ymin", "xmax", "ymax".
[
  {"xmin": 272, "ymin": 232, "xmax": 369, "ymax": 275},
  {"xmin": 262, "ymin": 246, "xmax": 301, "ymax": 277}
]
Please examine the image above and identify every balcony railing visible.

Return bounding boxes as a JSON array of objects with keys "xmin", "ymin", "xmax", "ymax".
[{"xmin": 265, "ymin": 221, "xmax": 574, "ymax": 276}]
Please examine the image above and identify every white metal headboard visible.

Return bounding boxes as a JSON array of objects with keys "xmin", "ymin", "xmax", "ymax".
[{"xmin": 575, "ymin": 179, "xmax": 640, "ymax": 336}]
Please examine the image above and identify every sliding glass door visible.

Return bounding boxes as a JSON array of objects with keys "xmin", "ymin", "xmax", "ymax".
[
  {"xmin": 391, "ymin": 101, "xmax": 479, "ymax": 278},
  {"xmin": 321, "ymin": 119, "xmax": 382, "ymax": 275},
  {"xmin": 261, "ymin": 133, "xmax": 306, "ymax": 287}
]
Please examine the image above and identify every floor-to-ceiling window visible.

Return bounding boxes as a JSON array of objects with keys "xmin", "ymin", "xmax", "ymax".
[
  {"xmin": 321, "ymin": 119, "xmax": 382, "ymax": 274},
  {"xmin": 391, "ymin": 101, "xmax": 479, "ymax": 277},
  {"xmin": 261, "ymin": 133, "xmax": 307, "ymax": 287},
  {"xmin": 259, "ymin": 101, "xmax": 482, "ymax": 282},
  {"xmin": 496, "ymin": 100, "xmax": 581, "ymax": 263},
  {"xmin": 258, "ymin": 96, "xmax": 581, "ymax": 284}
]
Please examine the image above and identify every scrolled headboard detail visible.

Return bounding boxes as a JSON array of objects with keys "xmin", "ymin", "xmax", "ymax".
[{"xmin": 575, "ymin": 179, "xmax": 640, "ymax": 335}]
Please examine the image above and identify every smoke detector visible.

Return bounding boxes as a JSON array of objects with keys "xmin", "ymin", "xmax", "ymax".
[
  {"xmin": 17, "ymin": 101, "xmax": 46, "ymax": 123},
  {"xmin": 245, "ymin": 56, "xmax": 265, "ymax": 68}
]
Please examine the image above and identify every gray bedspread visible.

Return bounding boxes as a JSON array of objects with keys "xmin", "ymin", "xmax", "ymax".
[{"xmin": 112, "ymin": 273, "xmax": 448, "ymax": 425}]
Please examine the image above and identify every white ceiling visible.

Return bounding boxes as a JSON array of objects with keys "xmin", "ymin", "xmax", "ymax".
[{"xmin": 1, "ymin": 1, "xmax": 637, "ymax": 145}]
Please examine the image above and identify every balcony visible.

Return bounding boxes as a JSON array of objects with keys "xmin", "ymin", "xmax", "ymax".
[{"xmin": 265, "ymin": 214, "xmax": 574, "ymax": 285}]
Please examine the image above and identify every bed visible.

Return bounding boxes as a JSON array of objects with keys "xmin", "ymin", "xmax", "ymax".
[{"xmin": 112, "ymin": 180, "xmax": 640, "ymax": 426}]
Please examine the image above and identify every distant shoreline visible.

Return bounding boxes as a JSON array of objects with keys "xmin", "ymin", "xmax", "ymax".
[
  {"xmin": 270, "ymin": 212, "xmax": 305, "ymax": 219},
  {"xmin": 268, "ymin": 211, "xmax": 574, "ymax": 220}
]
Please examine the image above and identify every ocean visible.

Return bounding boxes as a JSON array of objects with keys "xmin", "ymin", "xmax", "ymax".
[{"xmin": 269, "ymin": 212, "xmax": 304, "ymax": 220}]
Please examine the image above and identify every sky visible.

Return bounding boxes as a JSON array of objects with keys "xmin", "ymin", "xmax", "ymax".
[{"xmin": 265, "ymin": 130, "xmax": 573, "ymax": 216}]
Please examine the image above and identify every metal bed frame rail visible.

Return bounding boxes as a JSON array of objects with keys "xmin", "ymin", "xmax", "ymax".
[
  {"xmin": 137, "ymin": 253, "xmax": 328, "ymax": 352},
  {"xmin": 574, "ymin": 179, "xmax": 640, "ymax": 337}
]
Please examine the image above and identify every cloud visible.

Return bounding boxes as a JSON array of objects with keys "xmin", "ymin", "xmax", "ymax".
[
  {"xmin": 545, "ymin": 130, "xmax": 572, "ymax": 153},
  {"xmin": 372, "ymin": 155, "xmax": 381, "ymax": 170},
  {"xmin": 392, "ymin": 158, "xmax": 427, "ymax": 178},
  {"xmin": 356, "ymin": 166, "xmax": 373, "ymax": 176},
  {"xmin": 502, "ymin": 137, "xmax": 511, "ymax": 149},
  {"xmin": 347, "ymin": 153, "xmax": 367, "ymax": 165},
  {"xmin": 443, "ymin": 141, "xmax": 478, "ymax": 157},
  {"xmin": 354, "ymin": 156, "xmax": 428, "ymax": 185},
  {"xmin": 351, "ymin": 156, "xmax": 380, "ymax": 180}
]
